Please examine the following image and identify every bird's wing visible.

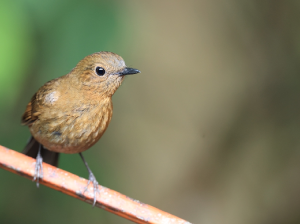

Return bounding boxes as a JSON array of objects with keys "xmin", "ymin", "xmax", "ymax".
[
  {"xmin": 21, "ymin": 93, "xmax": 40, "ymax": 126},
  {"xmin": 21, "ymin": 79, "xmax": 59, "ymax": 126}
]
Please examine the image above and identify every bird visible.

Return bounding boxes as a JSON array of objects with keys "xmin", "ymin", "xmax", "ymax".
[{"xmin": 21, "ymin": 51, "xmax": 140, "ymax": 205}]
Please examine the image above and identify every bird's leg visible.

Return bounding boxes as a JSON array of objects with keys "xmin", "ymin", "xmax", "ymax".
[
  {"xmin": 33, "ymin": 143, "xmax": 43, "ymax": 187},
  {"xmin": 79, "ymin": 153, "xmax": 100, "ymax": 206}
]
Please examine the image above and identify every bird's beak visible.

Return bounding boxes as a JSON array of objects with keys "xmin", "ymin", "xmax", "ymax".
[{"xmin": 119, "ymin": 67, "xmax": 141, "ymax": 76}]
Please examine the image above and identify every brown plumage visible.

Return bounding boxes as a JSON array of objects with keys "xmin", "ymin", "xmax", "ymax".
[{"xmin": 22, "ymin": 51, "xmax": 140, "ymax": 205}]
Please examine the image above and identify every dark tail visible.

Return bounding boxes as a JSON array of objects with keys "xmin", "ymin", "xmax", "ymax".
[{"xmin": 23, "ymin": 136, "xmax": 60, "ymax": 167}]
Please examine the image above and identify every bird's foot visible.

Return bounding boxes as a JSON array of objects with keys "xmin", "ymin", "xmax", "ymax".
[
  {"xmin": 33, "ymin": 151, "xmax": 43, "ymax": 187},
  {"xmin": 83, "ymin": 171, "xmax": 100, "ymax": 206}
]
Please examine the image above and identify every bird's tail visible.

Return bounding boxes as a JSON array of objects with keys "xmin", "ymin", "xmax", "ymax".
[{"xmin": 23, "ymin": 136, "xmax": 60, "ymax": 167}]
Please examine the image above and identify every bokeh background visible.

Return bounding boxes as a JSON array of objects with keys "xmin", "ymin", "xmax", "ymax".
[{"xmin": 1, "ymin": 1, "xmax": 300, "ymax": 223}]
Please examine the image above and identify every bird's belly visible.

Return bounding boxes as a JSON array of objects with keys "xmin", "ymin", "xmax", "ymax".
[{"xmin": 29, "ymin": 109, "xmax": 112, "ymax": 154}]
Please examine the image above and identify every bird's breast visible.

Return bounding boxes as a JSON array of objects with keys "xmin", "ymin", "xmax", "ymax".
[{"xmin": 30, "ymin": 98, "xmax": 113, "ymax": 154}]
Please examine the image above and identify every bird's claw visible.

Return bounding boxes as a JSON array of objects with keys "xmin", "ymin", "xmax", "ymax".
[
  {"xmin": 83, "ymin": 172, "xmax": 100, "ymax": 206},
  {"xmin": 33, "ymin": 153, "xmax": 43, "ymax": 187}
]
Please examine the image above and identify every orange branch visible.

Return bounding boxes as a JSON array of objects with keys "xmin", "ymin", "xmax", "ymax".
[{"xmin": 0, "ymin": 145, "xmax": 191, "ymax": 224}]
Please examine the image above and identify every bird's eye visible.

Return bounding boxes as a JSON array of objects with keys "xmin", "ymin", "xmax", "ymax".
[{"xmin": 95, "ymin": 67, "xmax": 105, "ymax": 76}]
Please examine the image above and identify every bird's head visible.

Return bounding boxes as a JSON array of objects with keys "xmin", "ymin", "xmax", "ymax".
[{"xmin": 69, "ymin": 51, "xmax": 140, "ymax": 97}]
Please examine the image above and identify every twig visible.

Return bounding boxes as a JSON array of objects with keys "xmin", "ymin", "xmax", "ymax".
[{"xmin": 0, "ymin": 145, "xmax": 191, "ymax": 224}]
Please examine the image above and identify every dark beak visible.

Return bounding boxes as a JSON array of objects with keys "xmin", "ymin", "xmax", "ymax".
[{"xmin": 119, "ymin": 67, "xmax": 141, "ymax": 76}]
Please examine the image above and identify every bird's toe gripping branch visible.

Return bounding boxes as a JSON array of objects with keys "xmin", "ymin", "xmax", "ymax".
[
  {"xmin": 84, "ymin": 171, "xmax": 101, "ymax": 206},
  {"xmin": 33, "ymin": 145, "xmax": 43, "ymax": 187}
]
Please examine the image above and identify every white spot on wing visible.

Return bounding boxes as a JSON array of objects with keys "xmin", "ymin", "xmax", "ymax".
[{"xmin": 45, "ymin": 91, "xmax": 60, "ymax": 105}]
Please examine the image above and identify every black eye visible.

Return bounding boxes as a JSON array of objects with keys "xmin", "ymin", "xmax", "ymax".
[{"xmin": 95, "ymin": 67, "xmax": 105, "ymax": 76}]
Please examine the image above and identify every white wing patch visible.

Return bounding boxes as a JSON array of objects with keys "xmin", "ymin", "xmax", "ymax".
[{"xmin": 45, "ymin": 91, "xmax": 60, "ymax": 105}]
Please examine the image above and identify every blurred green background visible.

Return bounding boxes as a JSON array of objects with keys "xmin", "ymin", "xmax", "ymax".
[{"xmin": 1, "ymin": 0, "xmax": 300, "ymax": 223}]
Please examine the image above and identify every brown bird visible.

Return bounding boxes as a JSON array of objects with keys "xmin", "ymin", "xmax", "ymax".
[{"xmin": 22, "ymin": 51, "xmax": 140, "ymax": 205}]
